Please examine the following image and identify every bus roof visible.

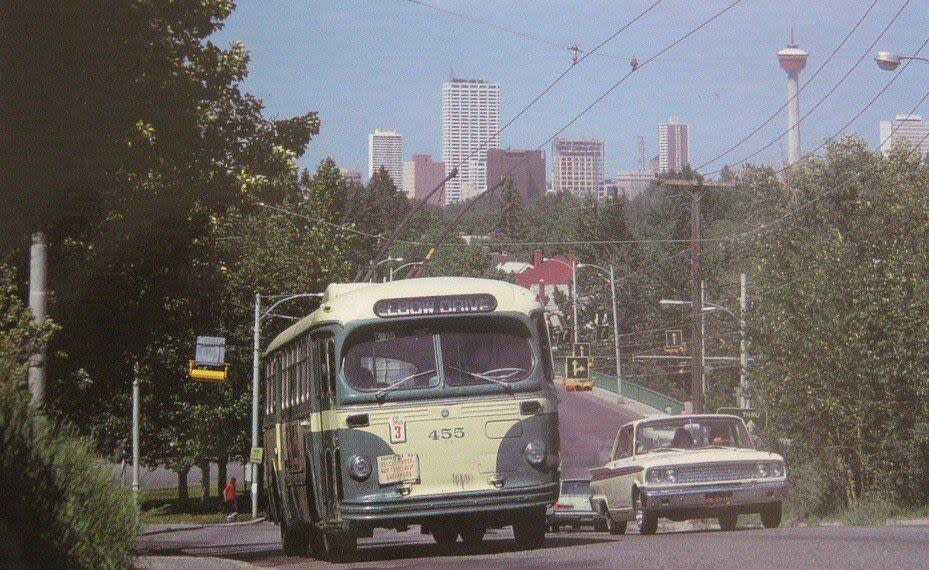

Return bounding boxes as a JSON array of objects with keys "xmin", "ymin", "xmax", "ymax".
[{"xmin": 264, "ymin": 277, "xmax": 541, "ymax": 355}]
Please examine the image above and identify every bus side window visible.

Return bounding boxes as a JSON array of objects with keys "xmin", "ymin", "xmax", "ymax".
[
  {"xmin": 326, "ymin": 338, "xmax": 337, "ymax": 399},
  {"xmin": 535, "ymin": 313, "xmax": 555, "ymax": 383}
]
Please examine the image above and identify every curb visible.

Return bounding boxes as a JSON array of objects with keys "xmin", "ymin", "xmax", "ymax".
[{"xmin": 139, "ymin": 517, "xmax": 266, "ymax": 537}]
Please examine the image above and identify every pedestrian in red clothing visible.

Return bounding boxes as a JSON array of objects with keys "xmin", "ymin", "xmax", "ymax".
[{"xmin": 223, "ymin": 477, "xmax": 238, "ymax": 521}]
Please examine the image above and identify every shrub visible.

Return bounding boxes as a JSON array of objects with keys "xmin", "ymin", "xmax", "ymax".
[{"xmin": 0, "ymin": 385, "xmax": 138, "ymax": 568}]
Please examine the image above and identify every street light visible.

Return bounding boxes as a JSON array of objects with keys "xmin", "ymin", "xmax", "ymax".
[
  {"xmin": 389, "ymin": 260, "xmax": 422, "ymax": 281},
  {"xmin": 875, "ymin": 50, "xmax": 929, "ymax": 71},
  {"xmin": 576, "ymin": 263, "xmax": 624, "ymax": 401},
  {"xmin": 250, "ymin": 291, "xmax": 323, "ymax": 518},
  {"xmin": 373, "ymin": 256, "xmax": 403, "ymax": 282}
]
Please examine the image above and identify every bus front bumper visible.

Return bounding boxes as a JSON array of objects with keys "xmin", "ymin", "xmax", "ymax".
[{"xmin": 340, "ymin": 482, "xmax": 559, "ymax": 525}]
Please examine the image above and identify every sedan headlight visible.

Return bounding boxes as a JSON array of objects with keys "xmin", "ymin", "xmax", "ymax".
[
  {"xmin": 646, "ymin": 468, "xmax": 663, "ymax": 484},
  {"xmin": 349, "ymin": 455, "xmax": 372, "ymax": 481},
  {"xmin": 769, "ymin": 462, "xmax": 784, "ymax": 477},
  {"xmin": 664, "ymin": 468, "xmax": 677, "ymax": 483},
  {"xmin": 755, "ymin": 463, "xmax": 769, "ymax": 478},
  {"xmin": 524, "ymin": 440, "xmax": 546, "ymax": 465}
]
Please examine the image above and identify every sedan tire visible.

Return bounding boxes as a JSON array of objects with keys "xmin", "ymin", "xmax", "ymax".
[{"xmin": 761, "ymin": 502, "xmax": 783, "ymax": 529}]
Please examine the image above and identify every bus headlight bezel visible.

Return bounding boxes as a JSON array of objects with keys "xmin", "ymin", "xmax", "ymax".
[
  {"xmin": 349, "ymin": 455, "xmax": 372, "ymax": 481},
  {"xmin": 524, "ymin": 440, "xmax": 546, "ymax": 465}
]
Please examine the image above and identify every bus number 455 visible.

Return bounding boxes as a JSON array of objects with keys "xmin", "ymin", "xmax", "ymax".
[{"xmin": 429, "ymin": 427, "xmax": 465, "ymax": 440}]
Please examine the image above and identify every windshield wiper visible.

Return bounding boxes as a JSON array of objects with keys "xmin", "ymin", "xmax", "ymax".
[
  {"xmin": 374, "ymin": 369, "xmax": 436, "ymax": 400},
  {"xmin": 446, "ymin": 365, "xmax": 524, "ymax": 390}
]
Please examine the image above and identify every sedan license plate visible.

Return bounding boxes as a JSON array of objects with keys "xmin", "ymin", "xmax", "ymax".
[
  {"xmin": 704, "ymin": 492, "xmax": 732, "ymax": 507},
  {"xmin": 377, "ymin": 453, "xmax": 420, "ymax": 485}
]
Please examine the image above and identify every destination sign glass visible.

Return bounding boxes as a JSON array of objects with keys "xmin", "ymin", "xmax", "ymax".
[{"xmin": 373, "ymin": 294, "xmax": 497, "ymax": 319}]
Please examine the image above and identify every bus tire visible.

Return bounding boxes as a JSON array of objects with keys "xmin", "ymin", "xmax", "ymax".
[
  {"xmin": 281, "ymin": 519, "xmax": 309, "ymax": 557},
  {"xmin": 513, "ymin": 507, "xmax": 546, "ymax": 550},
  {"xmin": 321, "ymin": 532, "xmax": 357, "ymax": 562}
]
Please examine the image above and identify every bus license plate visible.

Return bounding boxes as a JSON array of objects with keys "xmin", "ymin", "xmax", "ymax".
[{"xmin": 377, "ymin": 453, "xmax": 420, "ymax": 485}]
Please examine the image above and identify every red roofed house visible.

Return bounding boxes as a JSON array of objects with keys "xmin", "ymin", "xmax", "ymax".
[{"xmin": 513, "ymin": 250, "xmax": 576, "ymax": 312}]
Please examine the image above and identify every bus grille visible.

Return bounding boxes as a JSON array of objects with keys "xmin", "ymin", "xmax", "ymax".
[{"xmin": 673, "ymin": 462, "xmax": 756, "ymax": 483}]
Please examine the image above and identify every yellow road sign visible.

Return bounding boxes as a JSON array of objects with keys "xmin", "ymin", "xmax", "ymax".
[
  {"xmin": 572, "ymin": 342, "xmax": 591, "ymax": 357},
  {"xmin": 250, "ymin": 446, "xmax": 264, "ymax": 464},
  {"xmin": 565, "ymin": 356, "xmax": 591, "ymax": 379}
]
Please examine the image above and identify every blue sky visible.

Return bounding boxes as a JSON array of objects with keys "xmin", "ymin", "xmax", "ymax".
[{"xmin": 214, "ymin": 0, "xmax": 926, "ymax": 178}]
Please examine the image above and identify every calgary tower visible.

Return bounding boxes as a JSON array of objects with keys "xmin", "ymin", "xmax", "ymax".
[{"xmin": 777, "ymin": 29, "xmax": 808, "ymax": 167}]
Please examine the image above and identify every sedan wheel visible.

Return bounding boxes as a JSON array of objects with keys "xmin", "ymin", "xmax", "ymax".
[
  {"xmin": 718, "ymin": 512, "xmax": 738, "ymax": 531},
  {"xmin": 634, "ymin": 492, "xmax": 658, "ymax": 535}
]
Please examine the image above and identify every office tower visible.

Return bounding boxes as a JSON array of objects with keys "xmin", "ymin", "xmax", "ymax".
[
  {"xmin": 368, "ymin": 129, "xmax": 403, "ymax": 186},
  {"xmin": 879, "ymin": 115, "xmax": 929, "ymax": 158},
  {"xmin": 442, "ymin": 78, "xmax": 500, "ymax": 204},
  {"xmin": 486, "ymin": 148, "xmax": 546, "ymax": 201},
  {"xmin": 404, "ymin": 154, "xmax": 447, "ymax": 205},
  {"xmin": 340, "ymin": 168, "xmax": 363, "ymax": 187},
  {"xmin": 658, "ymin": 117, "xmax": 689, "ymax": 174},
  {"xmin": 551, "ymin": 138, "xmax": 604, "ymax": 198}
]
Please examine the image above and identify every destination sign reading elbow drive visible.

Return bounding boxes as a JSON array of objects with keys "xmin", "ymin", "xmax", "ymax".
[{"xmin": 373, "ymin": 293, "xmax": 497, "ymax": 318}]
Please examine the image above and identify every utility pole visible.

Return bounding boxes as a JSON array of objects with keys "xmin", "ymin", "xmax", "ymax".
[
  {"xmin": 132, "ymin": 361, "xmax": 140, "ymax": 506},
  {"xmin": 28, "ymin": 232, "xmax": 47, "ymax": 406},
  {"xmin": 690, "ymin": 187, "xmax": 705, "ymax": 414},
  {"xmin": 571, "ymin": 258, "xmax": 579, "ymax": 345},
  {"xmin": 700, "ymin": 279, "xmax": 707, "ymax": 406},
  {"xmin": 739, "ymin": 273, "xmax": 749, "ymax": 408},
  {"xmin": 654, "ymin": 178, "xmax": 736, "ymax": 414},
  {"xmin": 251, "ymin": 292, "xmax": 261, "ymax": 518}
]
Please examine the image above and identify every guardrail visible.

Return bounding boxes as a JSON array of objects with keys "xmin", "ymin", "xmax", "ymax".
[{"xmin": 554, "ymin": 358, "xmax": 685, "ymax": 414}]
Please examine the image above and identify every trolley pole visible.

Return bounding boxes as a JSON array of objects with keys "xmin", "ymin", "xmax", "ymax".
[
  {"xmin": 739, "ymin": 273, "xmax": 749, "ymax": 408},
  {"xmin": 132, "ymin": 361, "xmax": 140, "ymax": 506},
  {"xmin": 700, "ymin": 279, "xmax": 707, "ymax": 406},
  {"xmin": 28, "ymin": 232, "xmax": 47, "ymax": 406},
  {"xmin": 251, "ymin": 291, "xmax": 261, "ymax": 518},
  {"xmin": 609, "ymin": 265, "xmax": 623, "ymax": 402}
]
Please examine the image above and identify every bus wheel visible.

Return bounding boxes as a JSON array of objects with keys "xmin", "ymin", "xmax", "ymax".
[
  {"xmin": 321, "ymin": 532, "xmax": 357, "ymax": 562},
  {"xmin": 432, "ymin": 525, "xmax": 458, "ymax": 550},
  {"xmin": 513, "ymin": 507, "xmax": 546, "ymax": 550},
  {"xmin": 459, "ymin": 522, "xmax": 486, "ymax": 550},
  {"xmin": 281, "ymin": 520, "xmax": 309, "ymax": 556}
]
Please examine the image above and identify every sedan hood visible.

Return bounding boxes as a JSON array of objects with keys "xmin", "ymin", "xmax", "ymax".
[{"xmin": 633, "ymin": 447, "xmax": 783, "ymax": 468}]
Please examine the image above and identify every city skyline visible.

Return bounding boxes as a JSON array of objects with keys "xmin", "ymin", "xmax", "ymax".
[{"xmin": 442, "ymin": 77, "xmax": 500, "ymax": 204}]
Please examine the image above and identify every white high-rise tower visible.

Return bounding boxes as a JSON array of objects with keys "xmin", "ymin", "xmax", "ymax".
[
  {"xmin": 778, "ymin": 29, "xmax": 808, "ymax": 167},
  {"xmin": 442, "ymin": 78, "xmax": 500, "ymax": 204},
  {"xmin": 368, "ymin": 129, "xmax": 403, "ymax": 186}
]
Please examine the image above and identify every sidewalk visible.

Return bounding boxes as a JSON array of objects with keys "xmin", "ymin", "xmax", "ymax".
[{"xmin": 588, "ymin": 385, "xmax": 667, "ymax": 417}]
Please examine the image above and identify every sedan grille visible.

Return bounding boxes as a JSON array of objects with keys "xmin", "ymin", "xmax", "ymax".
[{"xmin": 673, "ymin": 462, "xmax": 756, "ymax": 483}]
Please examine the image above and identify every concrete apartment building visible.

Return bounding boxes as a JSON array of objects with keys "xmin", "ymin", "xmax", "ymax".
[
  {"xmin": 658, "ymin": 117, "xmax": 689, "ymax": 173},
  {"xmin": 403, "ymin": 154, "xmax": 447, "ymax": 205},
  {"xmin": 879, "ymin": 114, "xmax": 929, "ymax": 158},
  {"xmin": 442, "ymin": 78, "xmax": 500, "ymax": 204},
  {"xmin": 368, "ymin": 129, "xmax": 403, "ymax": 186}
]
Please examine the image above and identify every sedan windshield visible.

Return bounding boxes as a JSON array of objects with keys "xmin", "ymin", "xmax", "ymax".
[
  {"xmin": 636, "ymin": 417, "xmax": 754, "ymax": 453},
  {"xmin": 341, "ymin": 317, "xmax": 534, "ymax": 393}
]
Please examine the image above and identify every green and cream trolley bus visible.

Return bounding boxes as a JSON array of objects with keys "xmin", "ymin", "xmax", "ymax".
[{"xmin": 262, "ymin": 277, "xmax": 560, "ymax": 559}]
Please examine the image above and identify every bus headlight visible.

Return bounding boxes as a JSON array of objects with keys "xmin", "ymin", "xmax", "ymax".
[
  {"xmin": 349, "ymin": 455, "xmax": 372, "ymax": 481},
  {"xmin": 524, "ymin": 440, "xmax": 546, "ymax": 465}
]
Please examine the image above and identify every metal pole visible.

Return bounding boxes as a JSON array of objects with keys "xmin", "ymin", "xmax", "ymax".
[
  {"xmin": 690, "ymin": 188, "xmax": 704, "ymax": 414},
  {"xmin": 28, "ymin": 232, "xmax": 47, "ymax": 406},
  {"xmin": 251, "ymin": 292, "xmax": 261, "ymax": 518},
  {"xmin": 571, "ymin": 259, "xmax": 579, "ymax": 345},
  {"xmin": 609, "ymin": 265, "xmax": 623, "ymax": 401},
  {"xmin": 132, "ymin": 361, "xmax": 140, "ymax": 506},
  {"xmin": 701, "ymin": 279, "xmax": 706, "ymax": 407},
  {"xmin": 739, "ymin": 273, "xmax": 749, "ymax": 408},
  {"xmin": 389, "ymin": 265, "xmax": 394, "ymax": 282}
]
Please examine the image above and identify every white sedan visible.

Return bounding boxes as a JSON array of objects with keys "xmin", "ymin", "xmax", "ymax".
[{"xmin": 589, "ymin": 414, "xmax": 787, "ymax": 535}]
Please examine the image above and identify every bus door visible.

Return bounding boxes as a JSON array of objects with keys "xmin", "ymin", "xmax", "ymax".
[
  {"xmin": 284, "ymin": 338, "xmax": 310, "ymax": 521},
  {"xmin": 306, "ymin": 332, "xmax": 340, "ymax": 524}
]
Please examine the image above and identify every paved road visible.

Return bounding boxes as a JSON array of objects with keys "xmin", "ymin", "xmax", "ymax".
[{"xmin": 138, "ymin": 520, "xmax": 929, "ymax": 569}]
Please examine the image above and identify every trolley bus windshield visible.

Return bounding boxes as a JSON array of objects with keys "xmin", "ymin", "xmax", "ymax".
[{"xmin": 342, "ymin": 317, "xmax": 535, "ymax": 393}]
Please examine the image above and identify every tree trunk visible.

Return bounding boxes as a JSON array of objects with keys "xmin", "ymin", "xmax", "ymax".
[
  {"xmin": 199, "ymin": 461, "xmax": 211, "ymax": 502},
  {"xmin": 217, "ymin": 458, "xmax": 227, "ymax": 498},
  {"xmin": 177, "ymin": 466, "xmax": 190, "ymax": 502}
]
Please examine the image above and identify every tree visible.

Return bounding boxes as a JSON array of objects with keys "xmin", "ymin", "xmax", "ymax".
[{"xmin": 497, "ymin": 177, "xmax": 524, "ymax": 241}]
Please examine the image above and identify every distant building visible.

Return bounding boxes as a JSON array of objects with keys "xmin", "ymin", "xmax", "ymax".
[
  {"xmin": 658, "ymin": 117, "xmax": 689, "ymax": 173},
  {"xmin": 486, "ymin": 148, "xmax": 546, "ymax": 201},
  {"xmin": 402, "ymin": 161, "xmax": 416, "ymax": 199},
  {"xmin": 442, "ymin": 78, "xmax": 500, "ymax": 204},
  {"xmin": 603, "ymin": 178, "xmax": 618, "ymax": 201},
  {"xmin": 340, "ymin": 168, "xmax": 363, "ymax": 186},
  {"xmin": 614, "ymin": 171, "xmax": 653, "ymax": 199},
  {"xmin": 513, "ymin": 250, "xmax": 576, "ymax": 312},
  {"xmin": 551, "ymin": 138, "xmax": 604, "ymax": 198},
  {"xmin": 879, "ymin": 114, "xmax": 929, "ymax": 158},
  {"xmin": 405, "ymin": 154, "xmax": 447, "ymax": 204},
  {"xmin": 368, "ymin": 129, "xmax": 403, "ymax": 186},
  {"xmin": 492, "ymin": 252, "xmax": 533, "ymax": 275}
]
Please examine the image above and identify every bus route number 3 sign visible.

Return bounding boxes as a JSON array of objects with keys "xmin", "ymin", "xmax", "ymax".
[{"xmin": 389, "ymin": 416, "xmax": 407, "ymax": 443}]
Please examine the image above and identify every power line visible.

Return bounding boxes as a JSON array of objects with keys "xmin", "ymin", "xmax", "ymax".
[{"xmin": 694, "ymin": 0, "xmax": 883, "ymax": 173}]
